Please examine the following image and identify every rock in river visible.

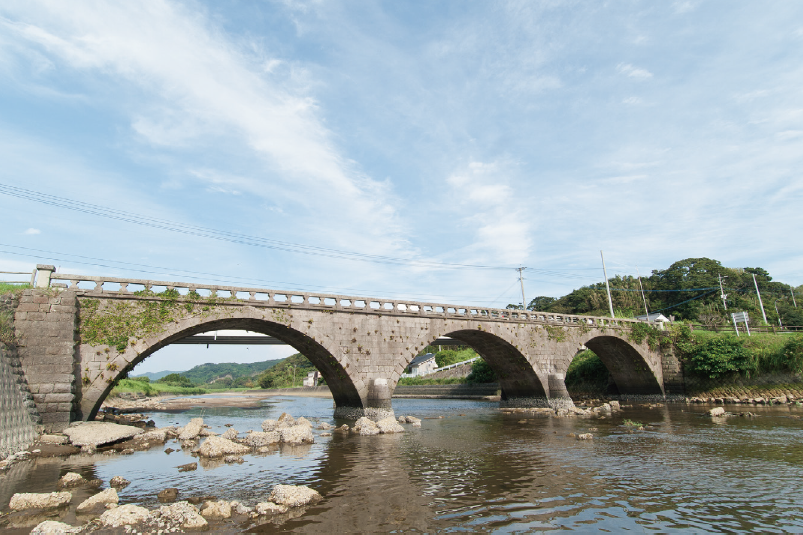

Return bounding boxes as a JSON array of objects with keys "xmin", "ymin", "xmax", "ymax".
[
  {"xmin": 99, "ymin": 504, "xmax": 150, "ymax": 528},
  {"xmin": 76, "ymin": 488, "xmax": 118, "ymax": 514},
  {"xmin": 62, "ymin": 422, "xmax": 143, "ymax": 447},
  {"xmin": 178, "ymin": 418, "xmax": 205, "ymax": 441},
  {"xmin": 157, "ymin": 501, "xmax": 208, "ymax": 530},
  {"xmin": 376, "ymin": 417, "xmax": 405, "ymax": 434},
  {"xmin": 9, "ymin": 492, "xmax": 72, "ymax": 511},
  {"xmin": 30, "ymin": 520, "xmax": 80, "ymax": 534},
  {"xmin": 709, "ymin": 407, "xmax": 726, "ymax": 417},
  {"xmin": 198, "ymin": 436, "xmax": 250, "ymax": 457},
  {"xmin": 269, "ymin": 484, "xmax": 322, "ymax": 507}
]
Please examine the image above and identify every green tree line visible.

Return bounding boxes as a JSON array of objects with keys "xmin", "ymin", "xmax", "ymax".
[{"xmin": 517, "ymin": 257, "xmax": 802, "ymax": 327}]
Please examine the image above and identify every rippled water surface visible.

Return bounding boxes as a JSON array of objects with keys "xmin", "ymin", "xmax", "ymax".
[{"xmin": 3, "ymin": 397, "xmax": 803, "ymax": 533}]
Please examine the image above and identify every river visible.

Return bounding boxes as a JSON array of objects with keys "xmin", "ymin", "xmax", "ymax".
[{"xmin": 2, "ymin": 397, "xmax": 803, "ymax": 532}]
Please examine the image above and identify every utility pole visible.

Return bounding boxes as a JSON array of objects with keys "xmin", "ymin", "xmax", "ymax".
[
  {"xmin": 636, "ymin": 266, "xmax": 649, "ymax": 320},
  {"xmin": 600, "ymin": 251, "xmax": 615, "ymax": 318},
  {"xmin": 517, "ymin": 267, "xmax": 527, "ymax": 309},
  {"xmin": 753, "ymin": 273, "xmax": 768, "ymax": 324},
  {"xmin": 774, "ymin": 300, "xmax": 783, "ymax": 327},
  {"xmin": 792, "ymin": 288, "xmax": 798, "ymax": 308},
  {"xmin": 718, "ymin": 274, "xmax": 728, "ymax": 310}
]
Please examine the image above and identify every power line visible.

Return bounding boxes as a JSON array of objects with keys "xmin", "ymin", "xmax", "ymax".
[
  {"xmin": 0, "ymin": 183, "xmax": 597, "ymax": 276},
  {"xmin": 0, "ymin": 245, "xmax": 528, "ymax": 303}
]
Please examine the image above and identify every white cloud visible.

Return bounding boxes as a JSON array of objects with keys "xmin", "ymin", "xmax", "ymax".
[
  {"xmin": 23, "ymin": 228, "xmax": 41, "ymax": 235},
  {"xmin": 622, "ymin": 96, "xmax": 643, "ymax": 105},
  {"xmin": 0, "ymin": 1, "xmax": 409, "ymax": 257},
  {"xmin": 446, "ymin": 161, "xmax": 532, "ymax": 265},
  {"xmin": 617, "ymin": 63, "xmax": 653, "ymax": 79}
]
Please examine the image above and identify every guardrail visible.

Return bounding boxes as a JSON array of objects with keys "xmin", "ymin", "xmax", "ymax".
[
  {"xmin": 35, "ymin": 266, "xmax": 640, "ymax": 328},
  {"xmin": 0, "ymin": 270, "xmax": 35, "ymax": 286}
]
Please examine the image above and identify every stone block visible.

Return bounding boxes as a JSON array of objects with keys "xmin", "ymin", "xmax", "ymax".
[
  {"xmin": 53, "ymin": 383, "xmax": 73, "ymax": 393},
  {"xmin": 32, "ymin": 295, "xmax": 50, "ymax": 304},
  {"xmin": 44, "ymin": 393, "xmax": 74, "ymax": 403},
  {"xmin": 38, "ymin": 384, "xmax": 54, "ymax": 394},
  {"xmin": 17, "ymin": 302, "xmax": 40, "ymax": 312},
  {"xmin": 55, "ymin": 402, "xmax": 74, "ymax": 412},
  {"xmin": 41, "ymin": 412, "xmax": 70, "ymax": 424},
  {"xmin": 26, "ymin": 312, "xmax": 47, "ymax": 322}
]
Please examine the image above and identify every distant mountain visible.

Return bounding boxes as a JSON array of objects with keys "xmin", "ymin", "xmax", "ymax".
[
  {"xmin": 133, "ymin": 370, "xmax": 184, "ymax": 381},
  {"xmin": 183, "ymin": 359, "xmax": 282, "ymax": 384}
]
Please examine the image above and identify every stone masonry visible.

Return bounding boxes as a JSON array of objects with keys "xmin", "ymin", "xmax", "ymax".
[
  {"xmin": 11, "ymin": 270, "xmax": 674, "ymax": 431},
  {"xmin": 13, "ymin": 272, "xmax": 79, "ymax": 432}
]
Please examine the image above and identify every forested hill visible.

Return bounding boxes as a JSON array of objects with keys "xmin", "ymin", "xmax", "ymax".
[
  {"xmin": 135, "ymin": 359, "xmax": 282, "ymax": 385},
  {"xmin": 516, "ymin": 257, "xmax": 802, "ymax": 327}
]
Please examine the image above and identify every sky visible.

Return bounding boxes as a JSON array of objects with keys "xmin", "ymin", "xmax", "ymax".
[{"xmin": 1, "ymin": 1, "xmax": 802, "ymax": 372}]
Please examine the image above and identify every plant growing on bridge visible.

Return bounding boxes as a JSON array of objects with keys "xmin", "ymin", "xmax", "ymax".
[{"xmin": 79, "ymin": 290, "xmax": 225, "ymax": 351}]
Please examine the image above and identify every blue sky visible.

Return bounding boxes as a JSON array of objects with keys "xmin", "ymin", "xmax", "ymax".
[{"xmin": 1, "ymin": 1, "xmax": 802, "ymax": 372}]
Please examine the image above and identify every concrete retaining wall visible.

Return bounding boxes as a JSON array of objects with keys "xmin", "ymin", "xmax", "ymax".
[
  {"xmin": 393, "ymin": 383, "xmax": 500, "ymax": 398},
  {"xmin": 0, "ymin": 343, "xmax": 39, "ymax": 459},
  {"xmin": 425, "ymin": 361, "xmax": 475, "ymax": 380}
]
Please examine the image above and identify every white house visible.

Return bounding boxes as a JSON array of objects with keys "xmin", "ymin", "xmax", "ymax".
[
  {"xmin": 635, "ymin": 312, "xmax": 670, "ymax": 323},
  {"xmin": 302, "ymin": 370, "xmax": 321, "ymax": 387},
  {"xmin": 405, "ymin": 353, "xmax": 438, "ymax": 377}
]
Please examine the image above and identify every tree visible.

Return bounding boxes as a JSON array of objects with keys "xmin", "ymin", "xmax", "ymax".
[
  {"xmin": 157, "ymin": 373, "xmax": 194, "ymax": 387},
  {"xmin": 527, "ymin": 296, "xmax": 556, "ymax": 311}
]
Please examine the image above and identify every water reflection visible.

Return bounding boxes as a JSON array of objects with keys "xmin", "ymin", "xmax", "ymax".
[{"xmin": 1, "ymin": 398, "xmax": 802, "ymax": 533}]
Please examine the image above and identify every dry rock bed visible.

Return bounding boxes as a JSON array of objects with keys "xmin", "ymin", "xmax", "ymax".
[{"xmin": 1, "ymin": 411, "xmax": 422, "ymax": 532}]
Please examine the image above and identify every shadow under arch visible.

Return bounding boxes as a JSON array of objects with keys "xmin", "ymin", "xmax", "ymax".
[
  {"xmin": 582, "ymin": 335, "xmax": 664, "ymax": 396},
  {"xmin": 429, "ymin": 329, "xmax": 549, "ymax": 407},
  {"xmin": 83, "ymin": 317, "xmax": 362, "ymax": 420}
]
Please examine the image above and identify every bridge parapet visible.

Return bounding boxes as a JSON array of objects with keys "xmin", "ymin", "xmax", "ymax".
[{"xmin": 50, "ymin": 273, "xmax": 639, "ymax": 328}]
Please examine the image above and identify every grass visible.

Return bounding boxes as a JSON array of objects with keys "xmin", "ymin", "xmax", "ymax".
[
  {"xmin": 109, "ymin": 379, "xmax": 208, "ymax": 397},
  {"xmin": 0, "ymin": 283, "xmax": 30, "ymax": 296},
  {"xmin": 397, "ymin": 377, "xmax": 467, "ymax": 386},
  {"xmin": 623, "ymin": 419, "xmax": 643, "ymax": 427}
]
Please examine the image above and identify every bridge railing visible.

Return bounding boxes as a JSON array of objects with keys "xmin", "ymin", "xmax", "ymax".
[{"xmin": 46, "ymin": 271, "xmax": 639, "ymax": 328}]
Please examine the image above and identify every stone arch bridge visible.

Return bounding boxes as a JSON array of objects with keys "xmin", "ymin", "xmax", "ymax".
[{"xmin": 11, "ymin": 266, "xmax": 683, "ymax": 431}]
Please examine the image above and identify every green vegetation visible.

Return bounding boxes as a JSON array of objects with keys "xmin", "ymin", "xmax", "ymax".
[
  {"xmin": 0, "ymin": 310, "xmax": 14, "ymax": 346},
  {"xmin": 180, "ymin": 360, "xmax": 280, "ymax": 386},
  {"xmin": 109, "ymin": 376, "xmax": 207, "ymax": 397},
  {"xmin": 465, "ymin": 358, "xmax": 497, "ymax": 383},
  {"xmin": 565, "ymin": 350, "xmax": 609, "ymax": 390},
  {"xmin": 157, "ymin": 373, "xmax": 195, "ymax": 387},
  {"xmin": 431, "ymin": 347, "xmax": 476, "ymax": 368},
  {"xmin": 79, "ymin": 289, "xmax": 230, "ymax": 351},
  {"xmin": 256, "ymin": 353, "xmax": 315, "ymax": 388},
  {"xmin": 681, "ymin": 333, "xmax": 803, "ymax": 379},
  {"xmin": 623, "ymin": 419, "xmax": 643, "ymax": 427},
  {"xmin": 397, "ymin": 376, "xmax": 466, "ymax": 385},
  {"xmin": 524, "ymin": 257, "xmax": 801, "ymax": 326},
  {"xmin": 0, "ymin": 282, "xmax": 30, "ymax": 296}
]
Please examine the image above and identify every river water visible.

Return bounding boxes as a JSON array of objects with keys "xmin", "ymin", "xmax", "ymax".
[{"xmin": 2, "ymin": 397, "xmax": 803, "ymax": 533}]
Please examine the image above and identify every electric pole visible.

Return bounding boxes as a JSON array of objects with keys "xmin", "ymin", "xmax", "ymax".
[
  {"xmin": 636, "ymin": 266, "xmax": 649, "ymax": 320},
  {"xmin": 792, "ymin": 288, "xmax": 798, "ymax": 308},
  {"xmin": 600, "ymin": 251, "xmax": 615, "ymax": 318},
  {"xmin": 718, "ymin": 274, "xmax": 728, "ymax": 311},
  {"xmin": 753, "ymin": 273, "xmax": 768, "ymax": 324},
  {"xmin": 517, "ymin": 267, "xmax": 527, "ymax": 309}
]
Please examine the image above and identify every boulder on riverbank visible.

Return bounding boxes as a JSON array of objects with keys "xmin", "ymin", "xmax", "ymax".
[
  {"xmin": 63, "ymin": 422, "xmax": 143, "ymax": 447},
  {"xmin": 200, "ymin": 500, "xmax": 232, "ymax": 519}
]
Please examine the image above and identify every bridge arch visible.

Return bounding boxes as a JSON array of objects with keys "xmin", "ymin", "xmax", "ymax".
[
  {"xmin": 573, "ymin": 334, "xmax": 664, "ymax": 397},
  {"xmin": 399, "ymin": 328, "xmax": 551, "ymax": 408},
  {"xmin": 78, "ymin": 314, "xmax": 363, "ymax": 421}
]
